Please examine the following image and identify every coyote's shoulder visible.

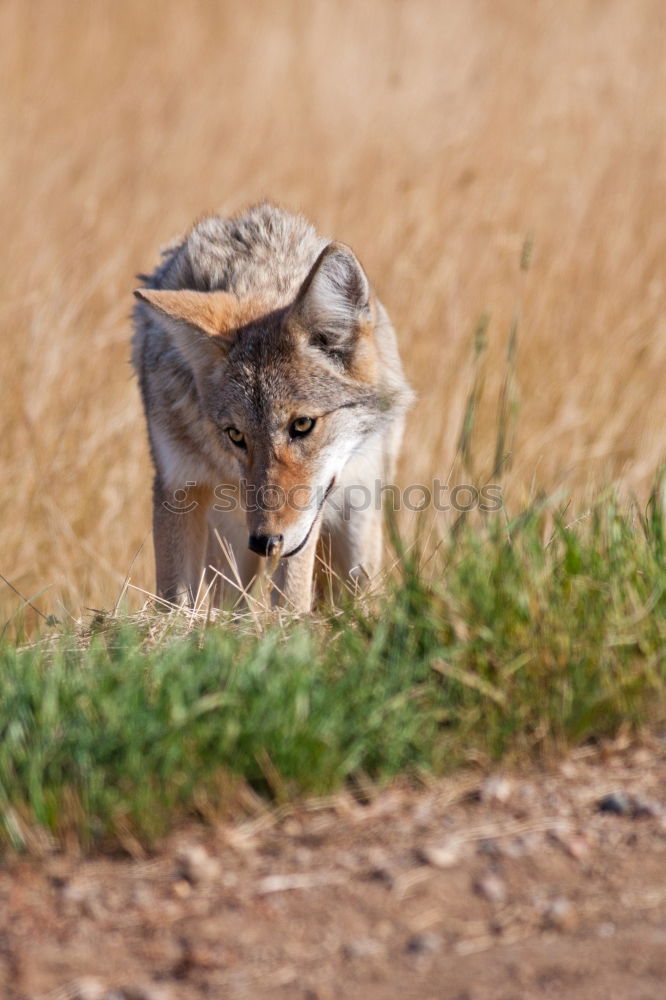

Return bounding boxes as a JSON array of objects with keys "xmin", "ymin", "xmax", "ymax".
[{"xmin": 132, "ymin": 202, "xmax": 412, "ymax": 612}]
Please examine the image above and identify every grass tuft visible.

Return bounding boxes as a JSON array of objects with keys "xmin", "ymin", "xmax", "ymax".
[{"xmin": 1, "ymin": 478, "xmax": 664, "ymax": 853}]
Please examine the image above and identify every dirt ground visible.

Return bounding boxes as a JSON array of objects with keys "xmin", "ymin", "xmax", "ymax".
[{"xmin": 2, "ymin": 742, "xmax": 666, "ymax": 1000}]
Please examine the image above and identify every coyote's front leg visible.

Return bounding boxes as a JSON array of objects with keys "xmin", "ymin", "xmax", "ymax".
[
  {"xmin": 319, "ymin": 506, "xmax": 383, "ymax": 600},
  {"xmin": 270, "ymin": 521, "xmax": 321, "ymax": 613},
  {"xmin": 152, "ymin": 479, "xmax": 211, "ymax": 606}
]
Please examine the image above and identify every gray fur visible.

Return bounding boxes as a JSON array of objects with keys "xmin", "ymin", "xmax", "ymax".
[{"xmin": 131, "ymin": 202, "xmax": 413, "ymax": 611}]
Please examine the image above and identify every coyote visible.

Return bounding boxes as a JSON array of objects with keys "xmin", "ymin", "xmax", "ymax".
[{"xmin": 132, "ymin": 203, "xmax": 412, "ymax": 612}]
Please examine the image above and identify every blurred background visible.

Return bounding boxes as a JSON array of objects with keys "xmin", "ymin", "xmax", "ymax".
[{"xmin": 1, "ymin": 0, "xmax": 665, "ymax": 626}]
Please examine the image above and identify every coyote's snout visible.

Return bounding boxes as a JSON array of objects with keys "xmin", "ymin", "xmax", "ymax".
[{"xmin": 131, "ymin": 203, "xmax": 412, "ymax": 612}]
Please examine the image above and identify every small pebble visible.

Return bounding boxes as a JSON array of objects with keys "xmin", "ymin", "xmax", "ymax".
[
  {"xmin": 543, "ymin": 897, "xmax": 578, "ymax": 932},
  {"xmin": 171, "ymin": 877, "xmax": 192, "ymax": 898},
  {"xmin": 175, "ymin": 843, "xmax": 220, "ymax": 885},
  {"xmin": 366, "ymin": 865, "xmax": 395, "ymax": 888},
  {"xmin": 480, "ymin": 776, "xmax": 513, "ymax": 805},
  {"xmin": 630, "ymin": 797, "xmax": 661, "ymax": 818},
  {"xmin": 549, "ymin": 826, "xmax": 591, "ymax": 860},
  {"xmin": 419, "ymin": 839, "xmax": 461, "ymax": 869},
  {"xmin": 474, "ymin": 873, "xmax": 507, "ymax": 904},
  {"xmin": 597, "ymin": 792, "xmax": 660, "ymax": 818},
  {"xmin": 476, "ymin": 838, "xmax": 501, "ymax": 858},
  {"xmin": 406, "ymin": 931, "xmax": 443, "ymax": 954},
  {"xmin": 563, "ymin": 832, "xmax": 591, "ymax": 860},
  {"xmin": 597, "ymin": 792, "xmax": 632, "ymax": 815}
]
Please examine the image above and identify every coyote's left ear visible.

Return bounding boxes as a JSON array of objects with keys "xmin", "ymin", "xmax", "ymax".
[{"xmin": 288, "ymin": 243, "xmax": 371, "ymax": 355}]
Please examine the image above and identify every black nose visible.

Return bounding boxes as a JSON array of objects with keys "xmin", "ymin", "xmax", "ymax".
[{"xmin": 248, "ymin": 533, "xmax": 284, "ymax": 558}]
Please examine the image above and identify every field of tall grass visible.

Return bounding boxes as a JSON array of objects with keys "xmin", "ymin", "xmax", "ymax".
[
  {"xmin": 1, "ymin": 2, "xmax": 665, "ymax": 849},
  {"xmin": 2, "ymin": 0, "xmax": 665, "ymax": 628}
]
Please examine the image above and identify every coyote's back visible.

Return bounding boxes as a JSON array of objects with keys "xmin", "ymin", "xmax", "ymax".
[{"xmin": 132, "ymin": 202, "xmax": 412, "ymax": 611}]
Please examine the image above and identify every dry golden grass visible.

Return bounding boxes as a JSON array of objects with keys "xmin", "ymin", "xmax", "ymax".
[{"xmin": 1, "ymin": 0, "xmax": 665, "ymax": 628}]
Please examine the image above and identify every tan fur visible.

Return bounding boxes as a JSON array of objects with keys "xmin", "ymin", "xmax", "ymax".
[
  {"xmin": 132, "ymin": 203, "xmax": 413, "ymax": 612},
  {"xmin": 134, "ymin": 288, "xmax": 269, "ymax": 338}
]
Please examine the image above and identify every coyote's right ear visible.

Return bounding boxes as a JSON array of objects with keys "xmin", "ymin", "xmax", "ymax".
[
  {"xmin": 133, "ymin": 288, "xmax": 241, "ymax": 375},
  {"xmin": 288, "ymin": 242, "xmax": 371, "ymax": 356}
]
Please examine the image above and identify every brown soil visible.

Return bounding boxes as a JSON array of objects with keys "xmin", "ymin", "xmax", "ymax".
[{"xmin": 3, "ymin": 743, "xmax": 666, "ymax": 1000}]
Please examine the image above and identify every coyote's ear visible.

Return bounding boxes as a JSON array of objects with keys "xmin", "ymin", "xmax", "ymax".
[
  {"xmin": 288, "ymin": 243, "xmax": 371, "ymax": 355},
  {"xmin": 133, "ymin": 288, "xmax": 241, "ymax": 373}
]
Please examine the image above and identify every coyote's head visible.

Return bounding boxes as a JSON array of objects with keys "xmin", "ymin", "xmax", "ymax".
[{"xmin": 136, "ymin": 244, "xmax": 396, "ymax": 559}]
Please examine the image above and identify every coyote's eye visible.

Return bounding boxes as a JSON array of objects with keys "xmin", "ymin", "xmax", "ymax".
[
  {"xmin": 227, "ymin": 427, "xmax": 246, "ymax": 449},
  {"xmin": 290, "ymin": 416, "xmax": 316, "ymax": 438}
]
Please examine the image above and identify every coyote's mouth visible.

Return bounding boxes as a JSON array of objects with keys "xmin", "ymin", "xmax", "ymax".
[{"xmin": 281, "ymin": 478, "xmax": 336, "ymax": 559}]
